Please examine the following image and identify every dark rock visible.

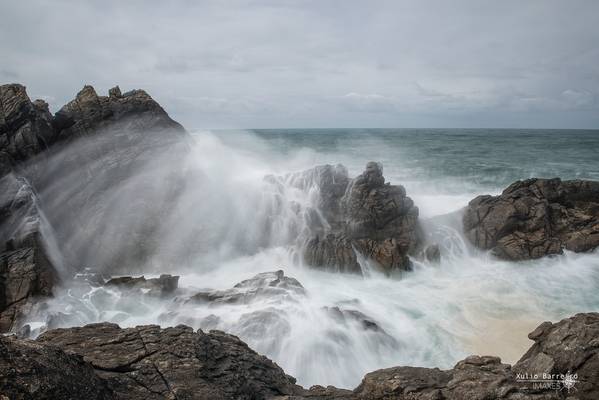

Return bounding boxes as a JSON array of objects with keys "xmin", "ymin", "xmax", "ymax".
[
  {"xmin": 464, "ymin": 178, "xmax": 599, "ymax": 260},
  {"xmin": 0, "ymin": 83, "xmax": 189, "ymax": 275},
  {"xmin": 513, "ymin": 312, "xmax": 599, "ymax": 399},
  {"xmin": 37, "ymin": 322, "xmax": 301, "ymax": 400},
  {"xmin": 3, "ymin": 312, "xmax": 599, "ymax": 399},
  {"xmin": 0, "ymin": 175, "xmax": 58, "ymax": 333},
  {"xmin": 0, "ymin": 84, "xmax": 55, "ymax": 173},
  {"xmin": 53, "ymin": 84, "xmax": 184, "ymax": 142},
  {"xmin": 0, "ymin": 334, "xmax": 115, "ymax": 400},
  {"xmin": 301, "ymin": 162, "xmax": 421, "ymax": 274}
]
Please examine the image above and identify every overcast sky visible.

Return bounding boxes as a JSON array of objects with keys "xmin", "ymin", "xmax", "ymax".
[{"xmin": 1, "ymin": 1, "xmax": 598, "ymax": 129}]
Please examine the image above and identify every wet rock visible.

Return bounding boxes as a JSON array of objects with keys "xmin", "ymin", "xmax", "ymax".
[
  {"xmin": 0, "ymin": 334, "xmax": 115, "ymax": 400},
  {"xmin": 0, "ymin": 176, "xmax": 58, "ymax": 332},
  {"xmin": 302, "ymin": 162, "xmax": 421, "ymax": 274},
  {"xmin": 190, "ymin": 270, "xmax": 305, "ymax": 305},
  {"xmin": 420, "ymin": 243, "xmax": 441, "ymax": 263},
  {"xmin": 105, "ymin": 274, "xmax": 179, "ymax": 296},
  {"xmin": 464, "ymin": 178, "xmax": 599, "ymax": 260},
  {"xmin": 37, "ymin": 322, "xmax": 301, "ymax": 400},
  {"xmin": 1, "ymin": 83, "xmax": 190, "ymax": 275}
]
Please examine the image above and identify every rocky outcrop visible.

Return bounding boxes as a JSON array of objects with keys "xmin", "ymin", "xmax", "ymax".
[
  {"xmin": 52, "ymin": 85, "xmax": 184, "ymax": 142},
  {"xmin": 2, "ymin": 313, "xmax": 598, "ymax": 399},
  {"xmin": 0, "ymin": 175, "xmax": 58, "ymax": 332},
  {"xmin": 514, "ymin": 312, "xmax": 599, "ymax": 399},
  {"xmin": 464, "ymin": 178, "xmax": 599, "ymax": 260},
  {"xmin": 0, "ymin": 84, "xmax": 55, "ymax": 175},
  {"xmin": 0, "ymin": 83, "xmax": 188, "ymax": 333},
  {"xmin": 301, "ymin": 162, "xmax": 422, "ymax": 274},
  {"xmin": 36, "ymin": 322, "xmax": 302, "ymax": 400}
]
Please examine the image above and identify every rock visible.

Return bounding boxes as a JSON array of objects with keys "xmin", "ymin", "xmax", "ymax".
[
  {"xmin": 301, "ymin": 162, "xmax": 422, "ymax": 274},
  {"xmin": 0, "ymin": 175, "xmax": 58, "ymax": 332},
  {"xmin": 2, "ymin": 312, "xmax": 599, "ymax": 399},
  {"xmin": 0, "ymin": 83, "xmax": 189, "ymax": 274},
  {"xmin": 52, "ymin": 84, "xmax": 184, "ymax": 142},
  {"xmin": 421, "ymin": 243, "xmax": 441, "ymax": 263},
  {"xmin": 0, "ymin": 84, "xmax": 55, "ymax": 173},
  {"xmin": 190, "ymin": 270, "xmax": 305, "ymax": 305},
  {"xmin": 37, "ymin": 322, "xmax": 301, "ymax": 400},
  {"xmin": 105, "ymin": 274, "xmax": 179, "ymax": 296},
  {"xmin": 464, "ymin": 178, "xmax": 599, "ymax": 260},
  {"xmin": 0, "ymin": 334, "xmax": 115, "ymax": 400},
  {"xmin": 513, "ymin": 312, "xmax": 599, "ymax": 399}
]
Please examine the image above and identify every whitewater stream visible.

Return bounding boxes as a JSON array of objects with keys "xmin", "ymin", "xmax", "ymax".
[{"xmin": 22, "ymin": 129, "xmax": 599, "ymax": 389}]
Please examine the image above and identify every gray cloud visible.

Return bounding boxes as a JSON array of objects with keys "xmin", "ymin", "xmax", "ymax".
[{"xmin": 1, "ymin": 0, "xmax": 598, "ymax": 128}]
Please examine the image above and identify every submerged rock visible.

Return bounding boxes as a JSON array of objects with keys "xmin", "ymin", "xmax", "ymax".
[
  {"xmin": 190, "ymin": 270, "xmax": 305, "ymax": 305},
  {"xmin": 464, "ymin": 178, "xmax": 599, "ymax": 260},
  {"xmin": 105, "ymin": 274, "xmax": 179, "ymax": 296},
  {"xmin": 302, "ymin": 162, "xmax": 422, "ymax": 274}
]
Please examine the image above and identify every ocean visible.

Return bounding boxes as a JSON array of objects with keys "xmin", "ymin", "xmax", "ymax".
[{"xmin": 25, "ymin": 128, "xmax": 599, "ymax": 389}]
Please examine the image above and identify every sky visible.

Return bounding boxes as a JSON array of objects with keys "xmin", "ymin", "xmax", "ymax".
[{"xmin": 1, "ymin": 0, "xmax": 598, "ymax": 129}]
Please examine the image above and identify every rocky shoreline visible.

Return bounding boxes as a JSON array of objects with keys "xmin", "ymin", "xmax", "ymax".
[
  {"xmin": 2, "ymin": 83, "xmax": 599, "ymax": 398},
  {"xmin": 1, "ymin": 312, "xmax": 598, "ymax": 399}
]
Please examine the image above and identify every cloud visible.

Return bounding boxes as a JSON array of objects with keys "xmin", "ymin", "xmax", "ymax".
[{"xmin": 1, "ymin": 0, "xmax": 598, "ymax": 128}]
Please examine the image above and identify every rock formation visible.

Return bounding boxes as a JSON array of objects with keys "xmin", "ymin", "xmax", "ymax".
[
  {"xmin": 0, "ymin": 175, "xmax": 58, "ymax": 332},
  {"xmin": 1, "ymin": 312, "xmax": 598, "ymax": 399},
  {"xmin": 37, "ymin": 322, "xmax": 302, "ymax": 400},
  {"xmin": 298, "ymin": 162, "xmax": 422, "ymax": 274},
  {"xmin": 464, "ymin": 178, "xmax": 599, "ymax": 260},
  {"xmin": 0, "ymin": 83, "xmax": 188, "ymax": 333}
]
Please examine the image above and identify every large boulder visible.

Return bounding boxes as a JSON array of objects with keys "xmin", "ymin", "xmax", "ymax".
[
  {"xmin": 36, "ymin": 322, "xmax": 301, "ymax": 400},
  {"xmin": 302, "ymin": 162, "xmax": 421, "ymax": 274},
  {"xmin": 464, "ymin": 178, "xmax": 599, "ymax": 260}
]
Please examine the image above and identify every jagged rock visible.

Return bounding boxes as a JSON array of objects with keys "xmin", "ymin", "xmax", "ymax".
[
  {"xmin": 0, "ymin": 83, "xmax": 189, "ymax": 274},
  {"xmin": 464, "ymin": 178, "xmax": 599, "ymax": 260},
  {"xmin": 2, "ymin": 313, "xmax": 598, "ymax": 399},
  {"xmin": 52, "ymin": 85, "xmax": 184, "ymax": 142},
  {"xmin": 0, "ymin": 334, "xmax": 115, "ymax": 400},
  {"xmin": 37, "ymin": 322, "xmax": 301, "ymax": 400},
  {"xmin": 0, "ymin": 84, "xmax": 55, "ymax": 173},
  {"xmin": 0, "ymin": 175, "xmax": 58, "ymax": 332},
  {"xmin": 105, "ymin": 274, "xmax": 179, "ymax": 296},
  {"xmin": 302, "ymin": 162, "xmax": 421, "ymax": 274},
  {"xmin": 513, "ymin": 312, "xmax": 599, "ymax": 399},
  {"xmin": 190, "ymin": 270, "xmax": 305, "ymax": 305}
]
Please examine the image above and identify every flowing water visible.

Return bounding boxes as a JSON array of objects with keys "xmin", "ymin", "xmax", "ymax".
[{"xmin": 22, "ymin": 128, "xmax": 599, "ymax": 389}]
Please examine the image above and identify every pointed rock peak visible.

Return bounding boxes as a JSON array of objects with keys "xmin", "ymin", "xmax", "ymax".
[
  {"xmin": 33, "ymin": 99, "xmax": 50, "ymax": 112},
  {"xmin": 108, "ymin": 85, "xmax": 122, "ymax": 98},
  {"xmin": 75, "ymin": 85, "xmax": 99, "ymax": 102}
]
